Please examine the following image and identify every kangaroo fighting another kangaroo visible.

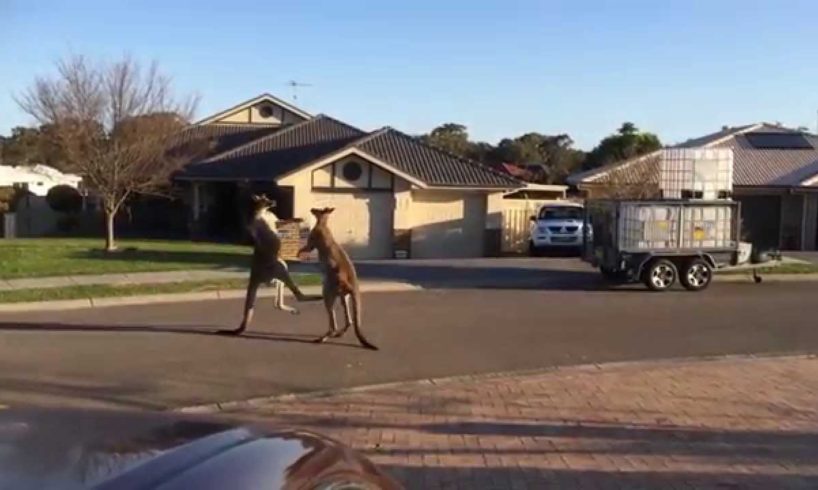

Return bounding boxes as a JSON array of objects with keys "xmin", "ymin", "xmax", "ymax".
[
  {"xmin": 299, "ymin": 207, "xmax": 378, "ymax": 350},
  {"xmin": 219, "ymin": 194, "xmax": 316, "ymax": 336}
]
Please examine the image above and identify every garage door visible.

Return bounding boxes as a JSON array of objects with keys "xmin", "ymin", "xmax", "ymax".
[
  {"xmin": 411, "ymin": 191, "xmax": 487, "ymax": 258},
  {"xmin": 313, "ymin": 192, "xmax": 395, "ymax": 259}
]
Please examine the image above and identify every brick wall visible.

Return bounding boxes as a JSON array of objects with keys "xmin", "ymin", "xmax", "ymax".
[{"xmin": 277, "ymin": 219, "xmax": 307, "ymax": 259}]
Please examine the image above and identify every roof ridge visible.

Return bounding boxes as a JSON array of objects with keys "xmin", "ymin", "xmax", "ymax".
[
  {"xmin": 310, "ymin": 113, "xmax": 368, "ymax": 137},
  {"xmin": 381, "ymin": 127, "xmax": 522, "ymax": 184},
  {"xmin": 697, "ymin": 123, "xmax": 764, "ymax": 148},
  {"xmin": 347, "ymin": 126, "xmax": 392, "ymax": 148},
  {"xmin": 202, "ymin": 115, "xmax": 330, "ymax": 162}
]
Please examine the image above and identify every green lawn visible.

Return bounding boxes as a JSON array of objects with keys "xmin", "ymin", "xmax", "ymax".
[
  {"xmin": 0, "ymin": 238, "xmax": 253, "ymax": 279},
  {"xmin": 0, "ymin": 274, "xmax": 322, "ymax": 304}
]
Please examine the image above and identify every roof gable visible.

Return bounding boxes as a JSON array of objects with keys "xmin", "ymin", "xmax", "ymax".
[{"xmin": 195, "ymin": 93, "xmax": 312, "ymax": 126}]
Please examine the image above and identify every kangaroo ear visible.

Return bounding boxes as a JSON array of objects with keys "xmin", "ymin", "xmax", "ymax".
[
  {"xmin": 251, "ymin": 194, "xmax": 261, "ymax": 202},
  {"xmin": 310, "ymin": 208, "xmax": 322, "ymax": 216},
  {"xmin": 325, "ymin": 207, "xmax": 335, "ymax": 214}
]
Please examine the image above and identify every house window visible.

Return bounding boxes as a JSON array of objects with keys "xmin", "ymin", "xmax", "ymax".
[
  {"xmin": 342, "ymin": 161, "xmax": 363, "ymax": 181},
  {"xmin": 258, "ymin": 104, "xmax": 275, "ymax": 119}
]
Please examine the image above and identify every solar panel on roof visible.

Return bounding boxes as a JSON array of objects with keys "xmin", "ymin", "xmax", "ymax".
[{"xmin": 744, "ymin": 132, "xmax": 813, "ymax": 149}]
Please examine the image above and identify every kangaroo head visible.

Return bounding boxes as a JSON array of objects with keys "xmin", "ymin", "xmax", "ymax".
[
  {"xmin": 310, "ymin": 207, "xmax": 335, "ymax": 226},
  {"xmin": 251, "ymin": 194, "xmax": 276, "ymax": 214}
]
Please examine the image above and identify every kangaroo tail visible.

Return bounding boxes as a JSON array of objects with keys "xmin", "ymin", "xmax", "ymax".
[{"xmin": 351, "ymin": 288, "xmax": 377, "ymax": 350}]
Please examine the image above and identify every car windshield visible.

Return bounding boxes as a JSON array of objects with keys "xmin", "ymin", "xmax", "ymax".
[{"xmin": 539, "ymin": 206, "xmax": 583, "ymax": 220}]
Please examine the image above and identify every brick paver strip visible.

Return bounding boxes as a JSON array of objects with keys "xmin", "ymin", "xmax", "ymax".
[{"xmin": 227, "ymin": 356, "xmax": 818, "ymax": 489}]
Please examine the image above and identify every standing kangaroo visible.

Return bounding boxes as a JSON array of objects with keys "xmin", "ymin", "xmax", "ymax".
[
  {"xmin": 219, "ymin": 194, "xmax": 314, "ymax": 336},
  {"xmin": 298, "ymin": 207, "xmax": 378, "ymax": 350}
]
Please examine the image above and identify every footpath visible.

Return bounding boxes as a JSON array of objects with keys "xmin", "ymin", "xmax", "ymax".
[{"xmin": 218, "ymin": 355, "xmax": 818, "ymax": 490}]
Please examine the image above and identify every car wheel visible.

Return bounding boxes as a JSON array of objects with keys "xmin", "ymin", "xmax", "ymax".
[
  {"xmin": 643, "ymin": 258, "xmax": 678, "ymax": 291},
  {"xmin": 680, "ymin": 258, "xmax": 712, "ymax": 292}
]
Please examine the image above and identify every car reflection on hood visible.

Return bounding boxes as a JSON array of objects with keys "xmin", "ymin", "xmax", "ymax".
[{"xmin": 0, "ymin": 407, "xmax": 402, "ymax": 489}]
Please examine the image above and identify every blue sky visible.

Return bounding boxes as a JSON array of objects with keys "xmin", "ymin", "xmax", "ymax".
[{"xmin": 2, "ymin": 0, "xmax": 818, "ymax": 149}]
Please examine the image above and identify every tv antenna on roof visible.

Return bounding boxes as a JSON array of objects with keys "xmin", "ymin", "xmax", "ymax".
[{"xmin": 285, "ymin": 80, "xmax": 312, "ymax": 102}]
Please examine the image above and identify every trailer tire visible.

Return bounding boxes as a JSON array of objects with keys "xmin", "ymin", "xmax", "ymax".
[
  {"xmin": 680, "ymin": 258, "xmax": 713, "ymax": 291},
  {"xmin": 643, "ymin": 258, "xmax": 678, "ymax": 291}
]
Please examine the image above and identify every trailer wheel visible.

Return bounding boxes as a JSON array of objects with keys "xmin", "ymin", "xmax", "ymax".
[
  {"xmin": 643, "ymin": 258, "xmax": 678, "ymax": 291},
  {"xmin": 680, "ymin": 258, "xmax": 713, "ymax": 292}
]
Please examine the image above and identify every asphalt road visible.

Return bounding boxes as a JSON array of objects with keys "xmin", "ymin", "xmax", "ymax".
[{"xmin": 0, "ymin": 279, "xmax": 816, "ymax": 410}]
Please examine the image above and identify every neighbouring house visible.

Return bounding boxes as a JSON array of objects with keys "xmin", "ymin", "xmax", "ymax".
[
  {"xmin": 0, "ymin": 164, "xmax": 82, "ymax": 196},
  {"xmin": 568, "ymin": 123, "xmax": 818, "ymax": 251},
  {"xmin": 498, "ymin": 162, "xmax": 539, "ymax": 182},
  {"xmin": 176, "ymin": 94, "xmax": 522, "ymax": 259},
  {"xmin": 0, "ymin": 164, "xmax": 83, "ymax": 238}
]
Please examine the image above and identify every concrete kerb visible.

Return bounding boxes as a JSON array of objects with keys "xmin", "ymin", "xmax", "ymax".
[
  {"xmin": 174, "ymin": 352, "xmax": 818, "ymax": 414},
  {"xmin": 0, "ymin": 281, "xmax": 422, "ymax": 313},
  {"xmin": 714, "ymin": 272, "xmax": 818, "ymax": 283}
]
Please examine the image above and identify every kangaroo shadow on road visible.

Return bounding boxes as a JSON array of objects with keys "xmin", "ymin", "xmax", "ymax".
[{"xmin": 0, "ymin": 322, "xmax": 364, "ymax": 349}]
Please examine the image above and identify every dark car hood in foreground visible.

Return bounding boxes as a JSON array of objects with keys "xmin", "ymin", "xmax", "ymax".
[{"xmin": 0, "ymin": 408, "xmax": 401, "ymax": 490}]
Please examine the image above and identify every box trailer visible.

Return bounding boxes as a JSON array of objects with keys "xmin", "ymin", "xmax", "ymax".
[{"xmin": 582, "ymin": 199, "xmax": 768, "ymax": 291}]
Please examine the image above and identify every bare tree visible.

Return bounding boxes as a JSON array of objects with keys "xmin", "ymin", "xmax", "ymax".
[{"xmin": 16, "ymin": 55, "xmax": 203, "ymax": 251}]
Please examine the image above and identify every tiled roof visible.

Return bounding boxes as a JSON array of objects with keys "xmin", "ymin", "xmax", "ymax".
[
  {"xmin": 674, "ymin": 124, "xmax": 759, "ymax": 149},
  {"xmin": 179, "ymin": 115, "xmax": 365, "ymax": 180},
  {"xmin": 714, "ymin": 131, "xmax": 818, "ymax": 186},
  {"xmin": 180, "ymin": 117, "xmax": 521, "ymax": 188},
  {"xmin": 177, "ymin": 124, "xmax": 280, "ymax": 156},
  {"xmin": 568, "ymin": 123, "xmax": 818, "ymax": 188},
  {"xmin": 355, "ymin": 128, "xmax": 521, "ymax": 188}
]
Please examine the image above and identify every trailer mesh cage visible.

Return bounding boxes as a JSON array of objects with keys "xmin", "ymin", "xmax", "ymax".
[
  {"xmin": 586, "ymin": 200, "xmax": 740, "ymax": 256},
  {"xmin": 659, "ymin": 148, "xmax": 733, "ymax": 200}
]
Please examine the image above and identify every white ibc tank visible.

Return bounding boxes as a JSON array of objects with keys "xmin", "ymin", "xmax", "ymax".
[{"xmin": 659, "ymin": 148, "xmax": 733, "ymax": 200}]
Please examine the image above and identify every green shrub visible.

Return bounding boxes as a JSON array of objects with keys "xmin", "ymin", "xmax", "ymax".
[{"xmin": 46, "ymin": 185, "xmax": 83, "ymax": 214}]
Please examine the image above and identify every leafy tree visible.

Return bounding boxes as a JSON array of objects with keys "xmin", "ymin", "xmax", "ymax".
[
  {"xmin": 422, "ymin": 123, "xmax": 472, "ymax": 157},
  {"xmin": 0, "ymin": 125, "xmax": 67, "ymax": 168},
  {"xmin": 1, "ymin": 127, "xmax": 42, "ymax": 165},
  {"xmin": 584, "ymin": 122, "xmax": 661, "ymax": 170},
  {"xmin": 491, "ymin": 132, "xmax": 585, "ymax": 184}
]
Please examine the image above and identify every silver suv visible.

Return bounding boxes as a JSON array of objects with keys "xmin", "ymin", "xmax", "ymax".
[{"xmin": 529, "ymin": 202, "xmax": 587, "ymax": 256}]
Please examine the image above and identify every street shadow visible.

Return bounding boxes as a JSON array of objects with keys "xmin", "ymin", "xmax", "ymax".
[
  {"xmin": 343, "ymin": 260, "xmax": 648, "ymax": 293},
  {"xmin": 0, "ymin": 375, "xmax": 163, "ymax": 411},
  {"xmin": 0, "ymin": 322, "xmax": 364, "ymax": 350}
]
